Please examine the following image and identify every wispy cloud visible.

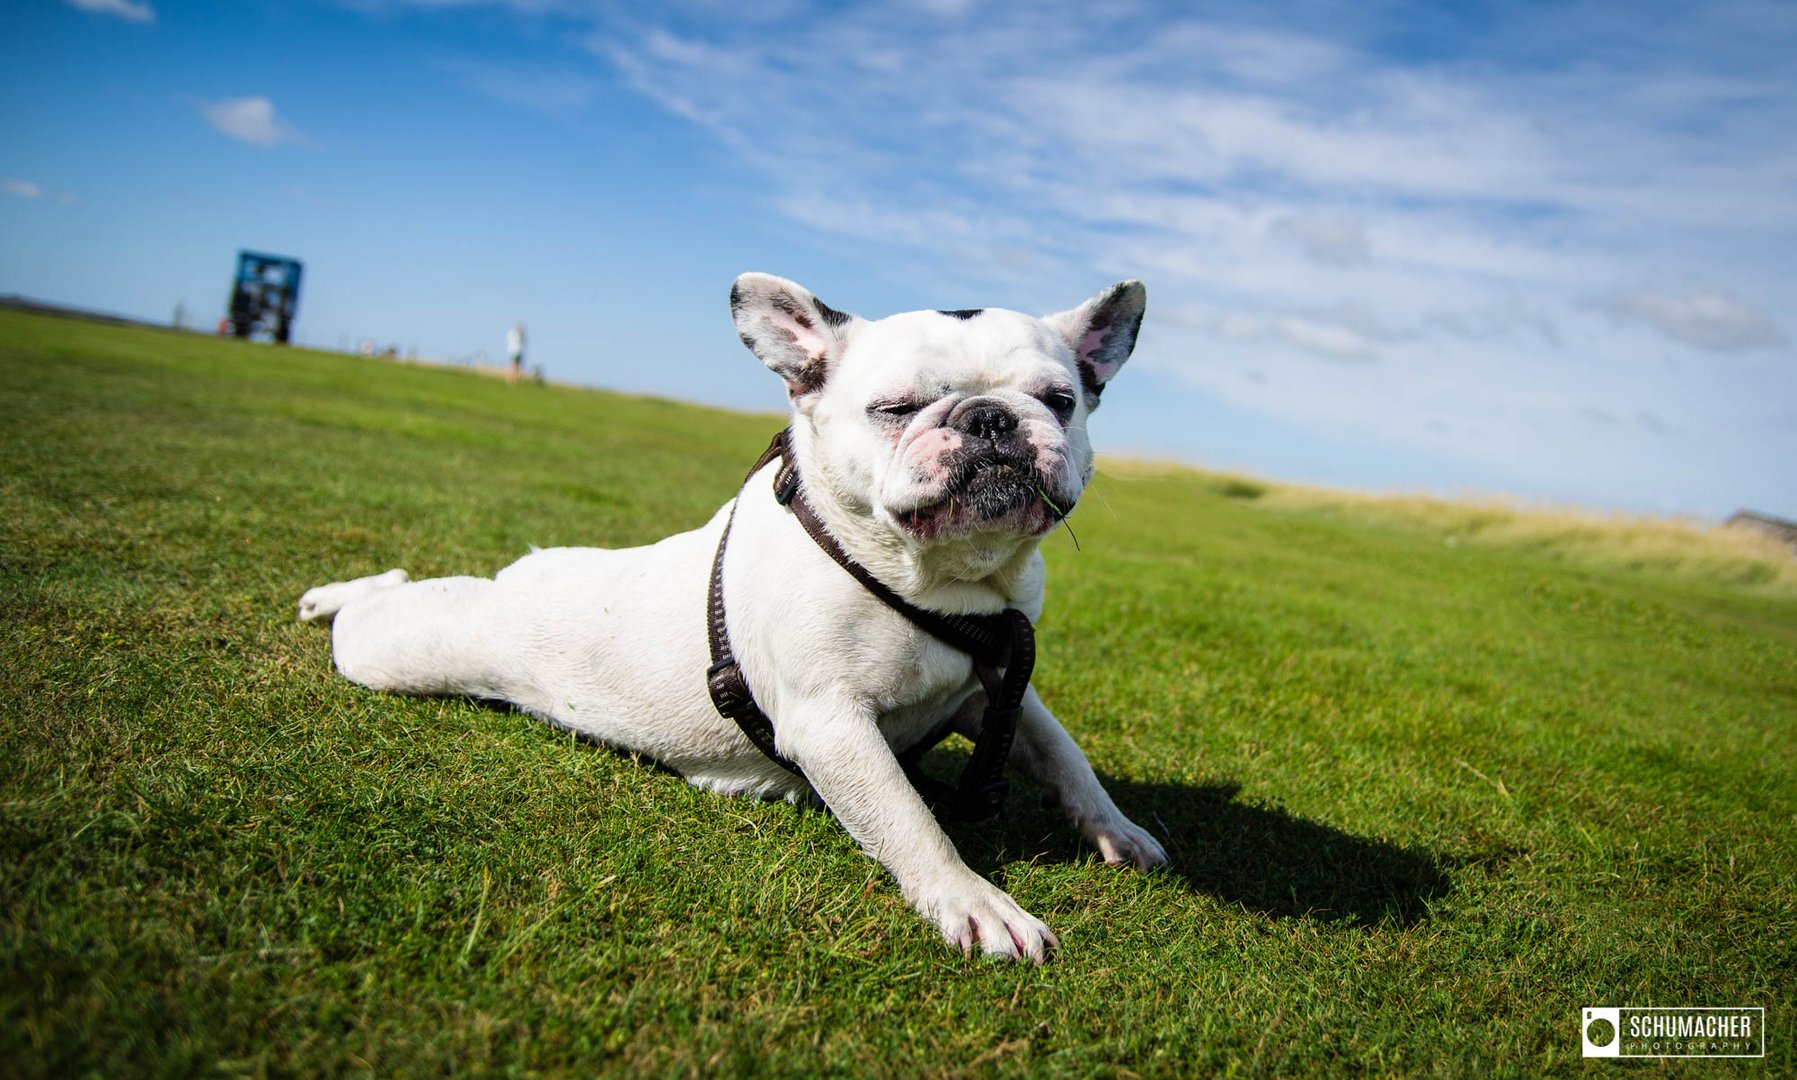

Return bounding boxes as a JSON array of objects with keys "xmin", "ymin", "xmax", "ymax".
[
  {"xmin": 3, "ymin": 177, "xmax": 77, "ymax": 203},
  {"xmin": 199, "ymin": 96, "xmax": 307, "ymax": 146},
  {"xmin": 1168, "ymin": 303, "xmax": 1386, "ymax": 364},
  {"xmin": 1272, "ymin": 216, "xmax": 1371, "ymax": 268},
  {"xmin": 437, "ymin": 58, "xmax": 601, "ymax": 112},
  {"xmin": 587, "ymin": 6, "xmax": 1795, "ymax": 292},
  {"xmin": 1603, "ymin": 289, "xmax": 1786, "ymax": 353},
  {"xmin": 64, "ymin": 0, "xmax": 154, "ymax": 24}
]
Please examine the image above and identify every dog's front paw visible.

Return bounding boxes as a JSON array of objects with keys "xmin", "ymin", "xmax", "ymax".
[
  {"xmin": 1084, "ymin": 813, "xmax": 1168, "ymax": 872},
  {"xmin": 916, "ymin": 874, "xmax": 1058, "ymax": 964}
]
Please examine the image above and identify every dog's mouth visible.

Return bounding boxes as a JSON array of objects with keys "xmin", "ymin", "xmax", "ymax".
[{"xmin": 893, "ymin": 457, "xmax": 1075, "ymax": 540}]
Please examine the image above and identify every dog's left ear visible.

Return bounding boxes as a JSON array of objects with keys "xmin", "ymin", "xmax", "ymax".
[
  {"xmin": 731, "ymin": 273, "xmax": 857, "ymax": 404},
  {"xmin": 1046, "ymin": 281, "xmax": 1146, "ymax": 404}
]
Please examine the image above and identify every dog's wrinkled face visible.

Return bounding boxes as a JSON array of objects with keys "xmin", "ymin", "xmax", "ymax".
[
  {"xmin": 731, "ymin": 274, "xmax": 1145, "ymax": 547},
  {"xmin": 828, "ymin": 310, "xmax": 1090, "ymax": 541}
]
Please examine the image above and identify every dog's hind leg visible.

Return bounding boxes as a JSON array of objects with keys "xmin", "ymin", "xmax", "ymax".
[
  {"xmin": 297, "ymin": 569, "xmax": 411, "ymax": 623},
  {"xmin": 308, "ymin": 573, "xmax": 526, "ymax": 703}
]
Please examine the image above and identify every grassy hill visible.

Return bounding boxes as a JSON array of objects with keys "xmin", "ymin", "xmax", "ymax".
[{"xmin": 2, "ymin": 309, "xmax": 1791, "ymax": 1076}]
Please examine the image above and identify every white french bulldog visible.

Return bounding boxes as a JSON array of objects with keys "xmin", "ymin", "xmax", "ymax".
[{"xmin": 298, "ymin": 274, "xmax": 1167, "ymax": 962}]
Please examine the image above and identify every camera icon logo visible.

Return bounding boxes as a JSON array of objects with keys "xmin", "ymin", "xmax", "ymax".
[{"xmin": 1583, "ymin": 1007, "xmax": 1620, "ymax": 1057}]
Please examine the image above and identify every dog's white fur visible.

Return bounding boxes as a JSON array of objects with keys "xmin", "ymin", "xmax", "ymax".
[{"xmin": 299, "ymin": 274, "xmax": 1167, "ymax": 962}]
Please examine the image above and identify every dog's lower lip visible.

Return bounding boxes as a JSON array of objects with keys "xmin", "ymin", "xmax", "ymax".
[
  {"xmin": 899, "ymin": 501, "xmax": 946, "ymax": 526},
  {"xmin": 896, "ymin": 489, "xmax": 1068, "ymax": 537}
]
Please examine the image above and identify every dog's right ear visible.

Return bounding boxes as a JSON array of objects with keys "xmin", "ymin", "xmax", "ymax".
[
  {"xmin": 1045, "ymin": 280, "xmax": 1146, "ymax": 409},
  {"xmin": 730, "ymin": 273, "xmax": 857, "ymax": 404}
]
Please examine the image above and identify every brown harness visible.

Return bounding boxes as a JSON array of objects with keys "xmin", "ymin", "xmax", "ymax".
[{"xmin": 705, "ymin": 428, "xmax": 1035, "ymax": 822}]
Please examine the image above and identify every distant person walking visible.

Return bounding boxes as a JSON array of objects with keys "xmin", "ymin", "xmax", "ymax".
[{"xmin": 507, "ymin": 322, "xmax": 526, "ymax": 384}]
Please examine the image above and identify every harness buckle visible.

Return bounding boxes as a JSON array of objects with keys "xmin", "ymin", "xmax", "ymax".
[
  {"xmin": 706, "ymin": 659, "xmax": 751, "ymax": 718},
  {"xmin": 773, "ymin": 463, "xmax": 801, "ymax": 506},
  {"xmin": 958, "ymin": 777, "xmax": 1010, "ymax": 822}
]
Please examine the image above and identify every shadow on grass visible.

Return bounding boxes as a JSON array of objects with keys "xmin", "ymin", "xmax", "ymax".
[
  {"xmin": 949, "ymin": 770, "xmax": 1456, "ymax": 929},
  {"xmin": 535, "ymin": 710, "xmax": 1454, "ymax": 929}
]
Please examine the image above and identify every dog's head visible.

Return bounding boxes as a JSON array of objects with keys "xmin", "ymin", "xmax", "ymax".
[{"xmin": 731, "ymin": 273, "xmax": 1144, "ymax": 565}]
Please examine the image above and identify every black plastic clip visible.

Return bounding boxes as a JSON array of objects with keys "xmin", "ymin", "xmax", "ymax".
[
  {"xmin": 706, "ymin": 659, "xmax": 750, "ymax": 718},
  {"xmin": 773, "ymin": 462, "xmax": 801, "ymax": 506},
  {"xmin": 958, "ymin": 778, "xmax": 1010, "ymax": 822}
]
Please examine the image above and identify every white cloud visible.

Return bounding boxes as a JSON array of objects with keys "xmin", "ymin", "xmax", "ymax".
[
  {"xmin": 1166, "ymin": 303, "xmax": 1385, "ymax": 363},
  {"xmin": 199, "ymin": 96, "xmax": 306, "ymax": 146},
  {"xmin": 438, "ymin": 58, "xmax": 601, "ymax": 111},
  {"xmin": 592, "ymin": 18, "xmax": 1790, "ymax": 300},
  {"xmin": 1004, "ymin": 74, "xmax": 1564, "ymax": 208},
  {"xmin": 1272, "ymin": 215, "xmax": 1371, "ymax": 267},
  {"xmin": 64, "ymin": 0, "xmax": 154, "ymax": 24},
  {"xmin": 1603, "ymin": 289, "xmax": 1786, "ymax": 353},
  {"xmin": 908, "ymin": 0, "xmax": 980, "ymax": 15},
  {"xmin": 1274, "ymin": 316, "xmax": 1381, "ymax": 363},
  {"xmin": 3, "ymin": 177, "xmax": 77, "ymax": 203},
  {"xmin": 1424, "ymin": 298, "xmax": 1560, "ymax": 348}
]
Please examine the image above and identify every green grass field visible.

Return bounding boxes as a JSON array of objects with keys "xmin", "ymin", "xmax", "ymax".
[{"xmin": 2, "ymin": 308, "xmax": 1792, "ymax": 1076}]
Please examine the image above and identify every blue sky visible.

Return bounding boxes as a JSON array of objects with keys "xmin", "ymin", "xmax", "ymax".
[{"xmin": 5, "ymin": 0, "xmax": 1794, "ymax": 519}]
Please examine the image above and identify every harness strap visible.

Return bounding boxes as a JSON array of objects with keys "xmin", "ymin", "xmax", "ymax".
[
  {"xmin": 706, "ymin": 434, "xmax": 804, "ymax": 777},
  {"xmin": 705, "ymin": 428, "xmax": 1035, "ymax": 821}
]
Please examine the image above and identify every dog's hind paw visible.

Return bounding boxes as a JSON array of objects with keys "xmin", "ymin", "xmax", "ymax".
[
  {"xmin": 1088, "ymin": 814, "xmax": 1169, "ymax": 873},
  {"xmin": 296, "ymin": 569, "xmax": 410, "ymax": 623}
]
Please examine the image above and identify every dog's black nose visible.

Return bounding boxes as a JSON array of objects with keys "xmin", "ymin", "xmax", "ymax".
[{"xmin": 952, "ymin": 401, "xmax": 1018, "ymax": 442}]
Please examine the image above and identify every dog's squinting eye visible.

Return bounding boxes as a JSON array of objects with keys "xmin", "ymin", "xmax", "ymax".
[
  {"xmin": 1042, "ymin": 390, "xmax": 1077, "ymax": 419},
  {"xmin": 869, "ymin": 401, "xmax": 922, "ymax": 420}
]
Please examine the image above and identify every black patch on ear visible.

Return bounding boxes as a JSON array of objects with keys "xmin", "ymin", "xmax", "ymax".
[
  {"xmin": 1110, "ymin": 306, "xmax": 1145, "ymax": 342},
  {"xmin": 769, "ymin": 291, "xmax": 815, "ymax": 331},
  {"xmin": 938, "ymin": 308, "xmax": 985, "ymax": 320},
  {"xmin": 1078, "ymin": 286, "xmax": 1145, "ymax": 379},
  {"xmin": 1082, "ymin": 286, "xmax": 1136, "ymax": 335},
  {"xmin": 816, "ymin": 297, "xmax": 851, "ymax": 329},
  {"xmin": 796, "ymin": 357, "xmax": 831, "ymax": 394},
  {"xmin": 731, "ymin": 277, "xmax": 854, "ymax": 400}
]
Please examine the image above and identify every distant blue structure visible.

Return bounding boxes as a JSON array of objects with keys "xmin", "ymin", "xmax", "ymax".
[{"xmin": 227, "ymin": 250, "xmax": 303, "ymax": 344}]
